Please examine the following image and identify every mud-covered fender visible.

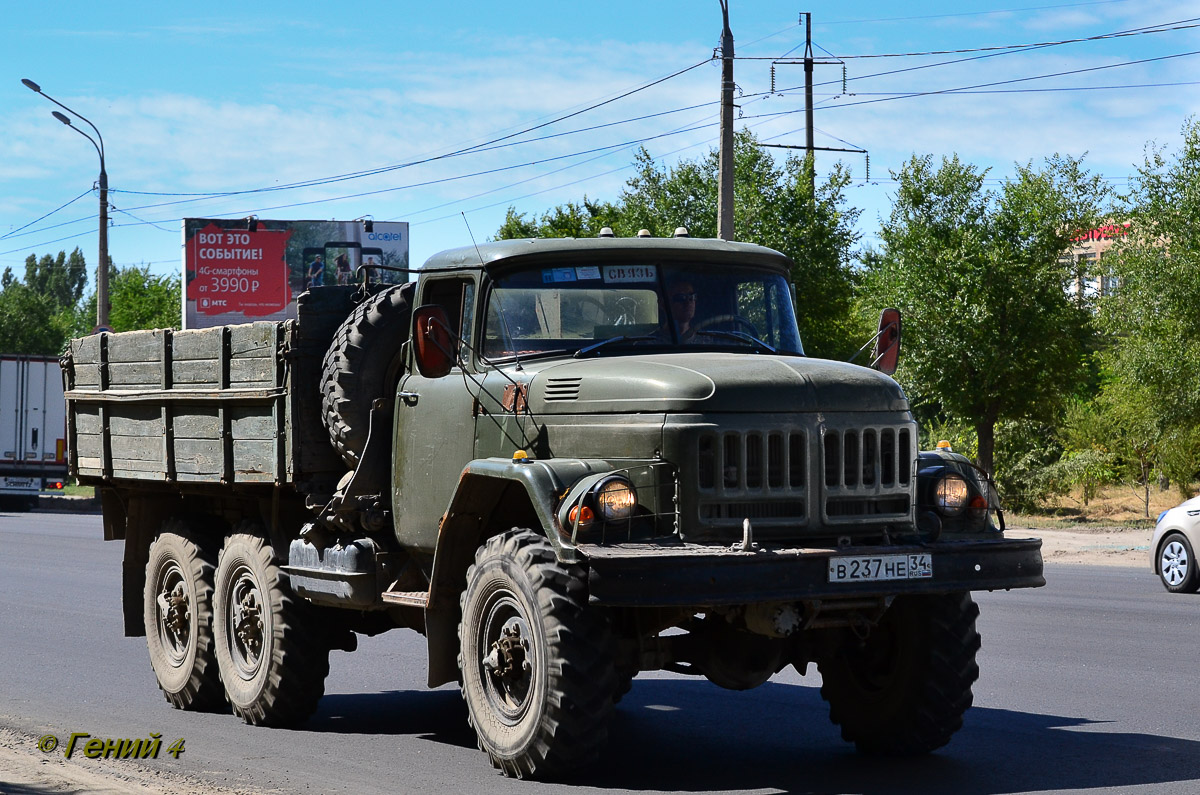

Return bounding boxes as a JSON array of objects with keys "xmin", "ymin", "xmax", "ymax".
[{"xmin": 423, "ymin": 456, "xmax": 614, "ymax": 687}]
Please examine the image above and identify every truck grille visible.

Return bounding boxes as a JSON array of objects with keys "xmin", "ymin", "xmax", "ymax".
[
  {"xmin": 822, "ymin": 427, "xmax": 912, "ymax": 520},
  {"xmin": 693, "ymin": 422, "xmax": 914, "ymax": 532},
  {"xmin": 697, "ymin": 430, "xmax": 808, "ymax": 525}
]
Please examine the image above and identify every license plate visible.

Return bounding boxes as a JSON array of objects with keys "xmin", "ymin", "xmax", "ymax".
[
  {"xmin": 829, "ymin": 554, "xmax": 933, "ymax": 583},
  {"xmin": 2, "ymin": 477, "xmax": 34, "ymax": 489}
]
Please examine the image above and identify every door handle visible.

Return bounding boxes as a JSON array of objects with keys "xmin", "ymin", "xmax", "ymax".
[{"xmin": 397, "ymin": 391, "xmax": 419, "ymax": 406}]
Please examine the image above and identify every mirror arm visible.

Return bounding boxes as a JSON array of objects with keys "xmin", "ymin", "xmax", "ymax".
[{"xmin": 848, "ymin": 324, "xmax": 888, "ymax": 365}]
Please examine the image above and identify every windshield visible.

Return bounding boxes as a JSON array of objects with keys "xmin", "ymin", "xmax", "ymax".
[{"xmin": 481, "ymin": 262, "xmax": 804, "ymax": 360}]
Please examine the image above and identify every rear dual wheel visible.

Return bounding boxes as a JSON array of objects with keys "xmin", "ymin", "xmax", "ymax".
[
  {"xmin": 143, "ymin": 520, "xmax": 224, "ymax": 711},
  {"xmin": 212, "ymin": 527, "xmax": 331, "ymax": 726}
]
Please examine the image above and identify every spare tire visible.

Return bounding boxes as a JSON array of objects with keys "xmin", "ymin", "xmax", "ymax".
[{"xmin": 320, "ymin": 282, "xmax": 415, "ymax": 468}]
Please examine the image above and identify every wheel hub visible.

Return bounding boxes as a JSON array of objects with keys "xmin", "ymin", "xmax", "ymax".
[
  {"xmin": 155, "ymin": 565, "xmax": 191, "ymax": 664},
  {"xmin": 478, "ymin": 602, "xmax": 535, "ymax": 722},
  {"xmin": 229, "ymin": 571, "xmax": 265, "ymax": 676},
  {"xmin": 1162, "ymin": 542, "xmax": 1188, "ymax": 586},
  {"xmin": 483, "ymin": 619, "xmax": 531, "ymax": 682}
]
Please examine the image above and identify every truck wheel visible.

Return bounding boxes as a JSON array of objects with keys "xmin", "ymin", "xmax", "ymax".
[
  {"xmin": 321, "ymin": 282, "xmax": 415, "ymax": 468},
  {"xmin": 143, "ymin": 520, "xmax": 224, "ymax": 711},
  {"xmin": 213, "ymin": 528, "xmax": 330, "ymax": 726},
  {"xmin": 819, "ymin": 591, "xmax": 980, "ymax": 755},
  {"xmin": 458, "ymin": 529, "xmax": 617, "ymax": 779},
  {"xmin": 1158, "ymin": 532, "xmax": 1200, "ymax": 593}
]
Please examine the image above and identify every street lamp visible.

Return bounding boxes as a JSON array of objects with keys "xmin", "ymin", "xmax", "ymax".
[{"xmin": 22, "ymin": 78, "xmax": 110, "ymax": 330}]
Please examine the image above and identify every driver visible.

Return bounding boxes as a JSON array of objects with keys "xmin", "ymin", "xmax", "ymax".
[{"xmin": 663, "ymin": 281, "xmax": 699, "ymax": 342}]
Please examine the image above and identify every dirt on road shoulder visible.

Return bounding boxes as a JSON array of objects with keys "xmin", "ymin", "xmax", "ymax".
[
  {"xmin": 1015, "ymin": 524, "xmax": 1152, "ymax": 568},
  {"xmin": 0, "ymin": 726, "xmax": 263, "ymax": 795}
]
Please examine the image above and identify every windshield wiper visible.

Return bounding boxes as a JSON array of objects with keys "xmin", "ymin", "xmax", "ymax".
[
  {"xmin": 573, "ymin": 334, "xmax": 658, "ymax": 358},
  {"xmin": 693, "ymin": 329, "xmax": 777, "ymax": 354}
]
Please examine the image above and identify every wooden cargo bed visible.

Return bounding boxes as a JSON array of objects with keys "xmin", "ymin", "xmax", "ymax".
[{"xmin": 62, "ymin": 287, "xmax": 360, "ymax": 495}]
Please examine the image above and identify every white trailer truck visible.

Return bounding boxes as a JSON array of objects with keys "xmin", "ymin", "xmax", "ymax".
[{"xmin": 0, "ymin": 356, "xmax": 67, "ymax": 509}]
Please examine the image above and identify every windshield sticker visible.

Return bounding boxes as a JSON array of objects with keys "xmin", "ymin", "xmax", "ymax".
[
  {"xmin": 542, "ymin": 267, "xmax": 577, "ymax": 283},
  {"xmin": 602, "ymin": 265, "xmax": 657, "ymax": 283},
  {"xmin": 575, "ymin": 266, "xmax": 602, "ymax": 280}
]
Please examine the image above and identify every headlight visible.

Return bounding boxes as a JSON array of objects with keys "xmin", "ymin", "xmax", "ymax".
[
  {"xmin": 595, "ymin": 477, "xmax": 637, "ymax": 521},
  {"xmin": 935, "ymin": 474, "xmax": 970, "ymax": 516}
]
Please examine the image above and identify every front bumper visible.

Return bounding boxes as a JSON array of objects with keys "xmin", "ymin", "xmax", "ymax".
[{"xmin": 580, "ymin": 537, "xmax": 1044, "ymax": 606}]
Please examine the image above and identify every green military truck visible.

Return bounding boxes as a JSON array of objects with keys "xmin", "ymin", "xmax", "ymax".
[{"xmin": 63, "ymin": 233, "xmax": 1043, "ymax": 779}]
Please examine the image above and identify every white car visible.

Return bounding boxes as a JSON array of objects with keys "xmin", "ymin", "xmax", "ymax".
[{"xmin": 1151, "ymin": 496, "xmax": 1200, "ymax": 593}]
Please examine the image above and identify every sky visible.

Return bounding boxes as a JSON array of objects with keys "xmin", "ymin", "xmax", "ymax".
[{"xmin": 2, "ymin": 0, "xmax": 1198, "ymax": 292}]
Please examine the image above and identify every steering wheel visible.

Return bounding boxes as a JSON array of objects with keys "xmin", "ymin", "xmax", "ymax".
[
  {"xmin": 575, "ymin": 295, "xmax": 608, "ymax": 324},
  {"xmin": 612, "ymin": 296, "xmax": 639, "ymax": 325},
  {"xmin": 694, "ymin": 314, "xmax": 760, "ymax": 337}
]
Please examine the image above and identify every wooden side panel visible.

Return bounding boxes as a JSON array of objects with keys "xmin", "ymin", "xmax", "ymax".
[
  {"xmin": 107, "ymin": 330, "xmax": 168, "ymax": 388},
  {"xmin": 171, "ymin": 329, "xmax": 221, "ymax": 388}
]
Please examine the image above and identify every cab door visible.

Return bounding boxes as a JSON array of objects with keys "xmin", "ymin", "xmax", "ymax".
[{"xmin": 392, "ymin": 277, "xmax": 478, "ymax": 560}]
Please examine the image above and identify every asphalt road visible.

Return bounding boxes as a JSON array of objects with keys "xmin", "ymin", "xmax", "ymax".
[{"xmin": 1, "ymin": 511, "xmax": 1198, "ymax": 795}]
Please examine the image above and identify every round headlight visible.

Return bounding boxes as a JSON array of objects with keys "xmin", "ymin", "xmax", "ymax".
[
  {"xmin": 595, "ymin": 478, "xmax": 637, "ymax": 521},
  {"xmin": 935, "ymin": 474, "xmax": 970, "ymax": 516}
]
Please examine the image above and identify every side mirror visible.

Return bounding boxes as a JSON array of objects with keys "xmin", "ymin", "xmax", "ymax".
[
  {"xmin": 873, "ymin": 307, "xmax": 901, "ymax": 376},
  {"xmin": 413, "ymin": 305, "xmax": 455, "ymax": 378}
]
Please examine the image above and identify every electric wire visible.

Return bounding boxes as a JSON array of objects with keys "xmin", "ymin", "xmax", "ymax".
[
  {"xmin": 105, "ymin": 57, "xmax": 714, "ymax": 201},
  {"xmin": 743, "ymin": 20, "xmax": 1200, "ymax": 59},
  {"xmin": 796, "ymin": 49, "xmax": 1200, "ymax": 111},
  {"xmin": 821, "ymin": 0, "xmax": 1139, "ymax": 26},
  {"xmin": 0, "ymin": 188, "xmax": 93, "ymax": 241},
  {"xmin": 747, "ymin": 16, "xmax": 1200, "ymax": 98}
]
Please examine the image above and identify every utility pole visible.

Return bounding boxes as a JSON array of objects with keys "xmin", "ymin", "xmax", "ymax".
[
  {"xmin": 717, "ymin": 0, "xmax": 735, "ymax": 241},
  {"xmin": 804, "ymin": 12, "xmax": 815, "ymax": 195},
  {"xmin": 767, "ymin": 16, "xmax": 867, "ymax": 195}
]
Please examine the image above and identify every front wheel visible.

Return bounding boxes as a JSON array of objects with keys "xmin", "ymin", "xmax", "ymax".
[
  {"xmin": 213, "ymin": 527, "xmax": 330, "ymax": 726},
  {"xmin": 819, "ymin": 591, "xmax": 981, "ymax": 755},
  {"xmin": 1159, "ymin": 533, "xmax": 1200, "ymax": 593},
  {"xmin": 458, "ymin": 529, "xmax": 617, "ymax": 779}
]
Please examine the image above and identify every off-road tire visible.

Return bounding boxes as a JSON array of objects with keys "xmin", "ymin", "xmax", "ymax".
[
  {"xmin": 143, "ymin": 520, "xmax": 224, "ymax": 711},
  {"xmin": 320, "ymin": 282, "xmax": 415, "ymax": 468},
  {"xmin": 819, "ymin": 591, "xmax": 980, "ymax": 755},
  {"xmin": 213, "ymin": 526, "xmax": 330, "ymax": 727},
  {"xmin": 1158, "ymin": 532, "xmax": 1200, "ymax": 593},
  {"xmin": 458, "ymin": 529, "xmax": 617, "ymax": 779}
]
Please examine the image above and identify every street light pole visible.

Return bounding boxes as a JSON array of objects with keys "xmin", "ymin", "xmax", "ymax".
[{"xmin": 22, "ymin": 79, "xmax": 110, "ymax": 329}]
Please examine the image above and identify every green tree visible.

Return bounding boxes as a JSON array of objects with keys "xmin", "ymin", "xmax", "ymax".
[
  {"xmin": 494, "ymin": 131, "xmax": 863, "ymax": 358},
  {"xmin": 0, "ymin": 247, "xmax": 91, "ymax": 355},
  {"xmin": 864, "ymin": 153, "xmax": 1106, "ymax": 475},
  {"xmin": 76, "ymin": 265, "xmax": 182, "ymax": 333},
  {"xmin": 1100, "ymin": 118, "xmax": 1200, "ymax": 430},
  {"xmin": 23, "ymin": 247, "xmax": 88, "ymax": 308},
  {"xmin": 1093, "ymin": 119, "xmax": 1200, "ymax": 500},
  {"xmin": 0, "ymin": 283, "xmax": 74, "ymax": 355}
]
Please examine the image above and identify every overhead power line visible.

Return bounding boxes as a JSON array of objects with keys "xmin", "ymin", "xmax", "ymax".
[
  {"xmin": 0, "ymin": 188, "xmax": 93, "ymax": 241},
  {"xmin": 822, "ymin": 0, "xmax": 1138, "ymax": 26},
  {"xmin": 750, "ymin": 15, "xmax": 1200, "ymax": 102},
  {"xmin": 105, "ymin": 57, "xmax": 713, "ymax": 202},
  {"xmin": 736, "ymin": 19, "xmax": 1200, "ymax": 59},
  {"xmin": 804, "ymin": 48, "xmax": 1200, "ymax": 111}
]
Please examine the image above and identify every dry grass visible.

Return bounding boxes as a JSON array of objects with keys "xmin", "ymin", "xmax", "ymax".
[{"xmin": 1010, "ymin": 482, "xmax": 1197, "ymax": 530}]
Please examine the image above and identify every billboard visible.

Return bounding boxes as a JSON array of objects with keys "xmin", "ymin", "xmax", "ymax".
[{"xmin": 182, "ymin": 218, "xmax": 409, "ymax": 329}]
